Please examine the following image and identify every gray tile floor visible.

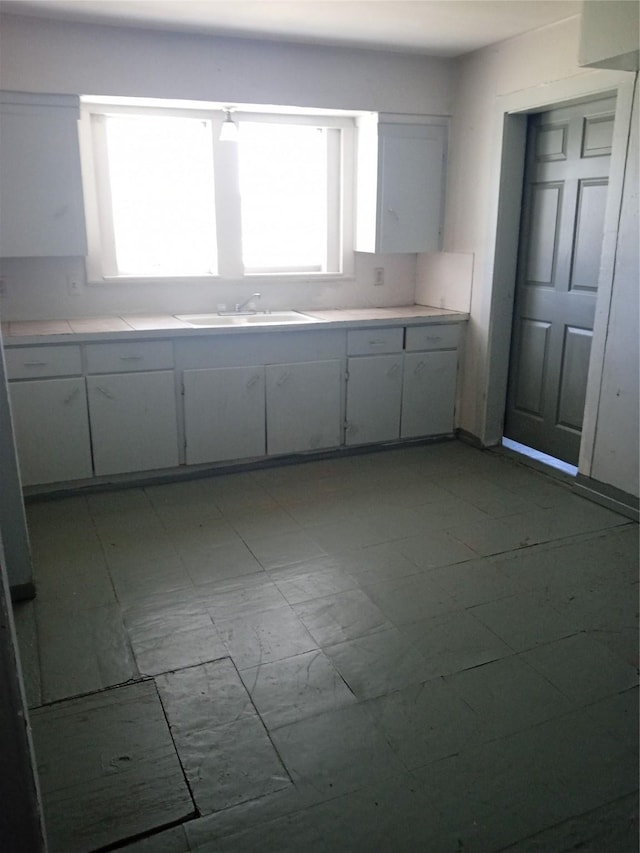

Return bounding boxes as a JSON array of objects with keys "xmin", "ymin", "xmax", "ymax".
[{"xmin": 12, "ymin": 440, "xmax": 639, "ymax": 852}]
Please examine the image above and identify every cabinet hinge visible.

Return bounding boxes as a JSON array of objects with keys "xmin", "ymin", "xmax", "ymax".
[
  {"xmin": 180, "ymin": 382, "xmax": 185, "ymax": 396},
  {"xmin": 344, "ymin": 370, "xmax": 349, "ymax": 382}
]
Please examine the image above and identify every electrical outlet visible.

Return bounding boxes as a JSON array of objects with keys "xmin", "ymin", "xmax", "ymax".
[
  {"xmin": 67, "ymin": 275, "xmax": 82, "ymax": 296},
  {"xmin": 374, "ymin": 267, "xmax": 384, "ymax": 286}
]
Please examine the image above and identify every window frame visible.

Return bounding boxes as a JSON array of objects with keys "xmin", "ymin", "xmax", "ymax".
[{"xmin": 79, "ymin": 99, "xmax": 355, "ymax": 284}]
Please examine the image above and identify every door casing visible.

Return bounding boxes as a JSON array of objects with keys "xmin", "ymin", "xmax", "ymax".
[{"xmin": 481, "ymin": 71, "xmax": 635, "ymax": 478}]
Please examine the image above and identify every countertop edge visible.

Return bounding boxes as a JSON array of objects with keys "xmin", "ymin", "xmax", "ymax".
[{"xmin": 1, "ymin": 307, "xmax": 469, "ymax": 346}]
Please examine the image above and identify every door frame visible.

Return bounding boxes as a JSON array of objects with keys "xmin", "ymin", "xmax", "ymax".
[{"xmin": 481, "ymin": 70, "xmax": 635, "ymax": 477}]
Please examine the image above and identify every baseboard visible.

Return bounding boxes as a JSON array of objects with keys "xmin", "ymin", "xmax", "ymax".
[
  {"xmin": 22, "ymin": 435, "xmax": 458, "ymax": 502},
  {"xmin": 573, "ymin": 475, "xmax": 639, "ymax": 522},
  {"xmin": 454, "ymin": 428, "xmax": 487, "ymax": 449}
]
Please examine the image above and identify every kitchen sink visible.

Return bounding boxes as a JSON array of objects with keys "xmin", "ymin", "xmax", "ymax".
[
  {"xmin": 243, "ymin": 312, "xmax": 317, "ymax": 324},
  {"xmin": 176, "ymin": 311, "xmax": 319, "ymax": 327},
  {"xmin": 176, "ymin": 315, "xmax": 240, "ymax": 326}
]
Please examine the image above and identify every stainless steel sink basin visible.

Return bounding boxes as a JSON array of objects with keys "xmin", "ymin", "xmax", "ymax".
[{"xmin": 176, "ymin": 311, "xmax": 318, "ymax": 327}]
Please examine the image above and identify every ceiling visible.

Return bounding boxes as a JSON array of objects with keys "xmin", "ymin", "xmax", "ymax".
[{"xmin": 1, "ymin": 0, "xmax": 581, "ymax": 57}]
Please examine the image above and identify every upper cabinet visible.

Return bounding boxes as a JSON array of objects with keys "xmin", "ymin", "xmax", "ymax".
[
  {"xmin": 0, "ymin": 92, "xmax": 87, "ymax": 258},
  {"xmin": 355, "ymin": 115, "xmax": 447, "ymax": 254}
]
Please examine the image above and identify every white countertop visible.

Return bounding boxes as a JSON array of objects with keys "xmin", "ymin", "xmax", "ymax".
[{"xmin": 1, "ymin": 305, "xmax": 468, "ymax": 346}]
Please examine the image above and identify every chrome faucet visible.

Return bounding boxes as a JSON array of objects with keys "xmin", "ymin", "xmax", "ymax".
[{"xmin": 234, "ymin": 292, "xmax": 261, "ymax": 314}]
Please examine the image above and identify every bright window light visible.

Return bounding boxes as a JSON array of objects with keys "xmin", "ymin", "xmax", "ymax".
[
  {"xmin": 81, "ymin": 100, "xmax": 353, "ymax": 281},
  {"xmin": 238, "ymin": 123, "xmax": 328, "ymax": 272},
  {"xmin": 105, "ymin": 115, "xmax": 217, "ymax": 276}
]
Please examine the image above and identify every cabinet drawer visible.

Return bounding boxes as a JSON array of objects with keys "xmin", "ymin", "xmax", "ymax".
[
  {"xmin": 347, "ymin": 327, "xmax": 403, "ymax": 356},
  {"xmin": 85, "ymin": 341, "xmax": 174, "ymax": 374},
  {"xmin": 405, "ymin": 324, "xmax": 460, "ymax": 352},
  {"xmin": 5, "ymin": 345, "xmax": 82, "ymax": 379}
]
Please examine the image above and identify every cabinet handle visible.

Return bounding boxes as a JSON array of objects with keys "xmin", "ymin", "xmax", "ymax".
[
  {"xmin": 368, "ymin": 339, "xmax": 386, "ymax": 347},
  {"xmin": 120, "ymin": 355, "xmax": 143, "ymax": 361},
  {"xmin": 426, "ymin": 336, "xmax": 442, "ymax": 343},
  {"xmin": 276, "ymin": 371, "xmax": 291, "ymax": 387},
  {"xmin": 96, "ymin": 386, "xmax": 115, "ymax": 400},
  {"xmin": 414, "ymin": 360, "xmax": 426, "ymax": 374},
  {"xmin": 63, "ymin": 388, "xmax": 80, "ymax": 405},
  {"xmin": 387, "ymin": 362, "xmax": 401, "ymax": 377},
  {"xmin": 23, "ymin": 361, "xmax": 48, "ymax": 367},
  {"xmin": 246, "ymin": 375, "xmax": 260, "ymax": 389}
]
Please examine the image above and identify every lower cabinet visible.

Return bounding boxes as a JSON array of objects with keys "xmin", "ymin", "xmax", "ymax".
[
  {"xmin": 345, "ymin": 354, "xmax": 403, "ymax": 445},
  {"xmin": 401, "ymin": 350, "xmax": 458, "ymax": 438},
  {"xmin": 183, "ymin": 366, "xmax": 266, "ymax": 465},
  {"xmin": 9, "ymin": 377, "xmax": 92, "ymax": 486},
  {"xmin": 345, "ymin": 323, "xmax": 460, "ymax": 447},
  {"xmin": 86, "ymin": 371, "xmax": 179, "ymax": 476},
  {"xmin": 5, "ymin": 321, "xmax": 463, "ymax": 486},
  {"xmin": 266, "ymin": 360, "xmax": 343, "ymax": 455}
]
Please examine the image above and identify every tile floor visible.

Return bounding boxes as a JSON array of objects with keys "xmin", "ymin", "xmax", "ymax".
[{"xmin": 12, "ymin": 440, "xmax": 639, "ymax": 852}]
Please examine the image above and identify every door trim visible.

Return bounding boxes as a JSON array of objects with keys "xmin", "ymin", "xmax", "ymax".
[{"xmin": 482, "ymin": 70, "xmax": 635, "ymax": 479}]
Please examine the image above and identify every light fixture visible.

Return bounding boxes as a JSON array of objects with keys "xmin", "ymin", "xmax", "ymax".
[{"xmin": 219, "ymin": 108, "xmax": 238, "ymax": 142}]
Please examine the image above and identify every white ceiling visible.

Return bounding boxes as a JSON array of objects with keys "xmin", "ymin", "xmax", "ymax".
[{"xmin": 1, "ymin": 0, "xmax": 581, "ymax": 57}]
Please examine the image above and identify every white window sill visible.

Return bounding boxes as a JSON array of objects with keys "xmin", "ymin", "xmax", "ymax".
[{"xmin": 87, "ymin": 273, "xmax": 355, "ymax": 286}]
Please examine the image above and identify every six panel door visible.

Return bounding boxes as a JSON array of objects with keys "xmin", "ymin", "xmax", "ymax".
[{"xmin": 504, "ymin": 97, "xmax": 615, "ymax": 464}]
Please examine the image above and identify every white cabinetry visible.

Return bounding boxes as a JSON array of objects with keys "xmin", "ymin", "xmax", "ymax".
[
  {"xmin": 266, "ymin": 360, "xmax": 343, "ymax": 455},
  {"xmin": 183, "ymin": 366, "xmax": 265, "ymax": 465},
  {"xmin": 0, "ymin": 92, "xmax": 87, "ymax": 258},
  {"xmin": 6, "ymin": 346, "xmax": 92, "ymax": 485},
  {"xmin": 401, "ymin": 324, "xmax": 460, "ymax": 438},
  {"xmin": 346, "ymin": 323, "xmax": 461, "ymax": 447},
  {"xmin": 356, "ymin": 116, "xmax": 447, "ymax": 254},
  {"xmin": 85, "ymin": 342, "xmax": 179, "ymax": 476},
  {"xmin": 4, "ymin": 321, "xmax": 462, "ymax": 487},
  {"xmin": 345, "ymin": 328, "xmax": 404, "ymax": 446}
]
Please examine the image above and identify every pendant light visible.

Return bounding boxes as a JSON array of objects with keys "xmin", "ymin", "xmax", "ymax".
[{"xmin": 219, "ymin": 108, "xmax": 238, "ymax": 142}]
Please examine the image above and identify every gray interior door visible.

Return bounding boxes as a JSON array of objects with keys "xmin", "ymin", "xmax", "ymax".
[{"xmin": 504, "ymin": 97, "xmax": 615, "ymax": 465}]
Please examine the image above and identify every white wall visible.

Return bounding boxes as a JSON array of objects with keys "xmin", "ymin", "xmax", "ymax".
[
  {"xmin": 579, "ymin": 0, "xmax": 639, "ymax": 71},
  {"xmin": 590, "ymin": 82, "xmax": 639, "ymax": 496},
  {"xmin": 0, "ymin": 254, "xmax": 417, "ymax": 320},
  {"xmin": 0, "ymin": 13, "xmax": 454, "ymax": 319},
  {"xmin": 445, "ymin": 15, "xmax": 639, "ymax": 497},
  {"xmin": 0, "ymin": 13, "xmax": 453, "ymax": 115}
]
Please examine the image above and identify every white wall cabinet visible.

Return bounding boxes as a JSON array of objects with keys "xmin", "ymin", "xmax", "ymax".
[
  {"xmin": 266, "ymin": 360, "xmax": 343, "ymax": 456},
  {"xmin": 87, "ymin": 371, "xmax": 179, "ymax": 476},
  {"xmin": 9, "ymin": 378, "xmax": 92, "ymax": 486},
  {"xmin": 183, "ymin": 366, "xmax": 266, "ymax": 465},
  {"xmin": 0, "ymin": 92, "xmax": 87, "ymax": 258},
  {"xmin": 356, "ymin": 116, "xmax": 447, "ymax": 254}
]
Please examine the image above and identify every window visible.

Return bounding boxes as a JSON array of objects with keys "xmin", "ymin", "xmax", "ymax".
[{"xmin": 80, "ymin": 100, "xmax": 354, "ymax": 282}]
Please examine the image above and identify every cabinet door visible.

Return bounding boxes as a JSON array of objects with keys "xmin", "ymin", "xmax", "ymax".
[
  {"xmin": 401, "ymin": 351, "xmax": 458, "ymax": 438},
  {"xmin": 87, "ymin": 371, "xmax": 179, "ymax": 476},
  {"xmin": 184, "ymin": 366, "xmax": 265, "ymax": 465},
  {"xmin": 9, "ymin": 378, "xmax": 92, "ymax": 485},
  {"xmin": 266, "ymin": 360, "xmax": 342, "ymax": 456},
  {"xmin": 378, "ymin": 123, "xmax": 446, "ymax": 254},
  {"xmin": 0, "ymin": 95, "xmax": 87, "ymax": 257},
  {"xmin": 346, "ymin": 355, "xmax": 403, "ymax": 446}
]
